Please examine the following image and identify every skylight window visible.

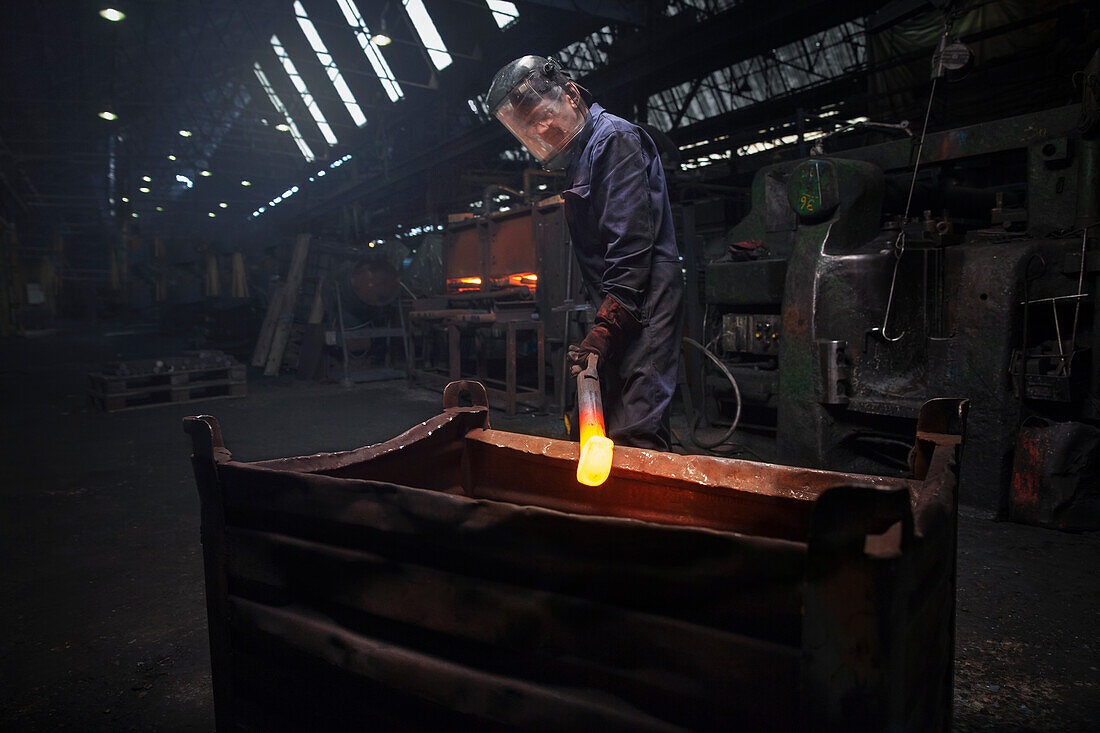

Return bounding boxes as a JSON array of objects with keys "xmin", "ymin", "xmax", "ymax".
[
  {"xmin": 293, "ymin": 1, "xmax": 367, "ymax": 127},
  {"xmin": 270, "ymin": 34, "xmax": 338, "ymax": 146},
  {"xmin": 334, "ymin": 0, "xmax": 404, "ymax": 102},
  {"xmin": 485, "ymin": 1, "xmax": 519, "ymax": 29},
  {"xmin": 253, "ymin": 62, "xmax": 316, "ymax": 162},
  {"xmin": 402, "ymin": 0, "xmax": 452, "ymax": 70}
]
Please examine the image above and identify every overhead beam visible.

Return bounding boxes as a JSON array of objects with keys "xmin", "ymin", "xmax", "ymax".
[
  {"xmin": 515, "ymin": 0, "xmax": 646, "ymax": 26},
  {"xmin": 580, "ymin": 0, "xmax": 879, "ymax": 106}
]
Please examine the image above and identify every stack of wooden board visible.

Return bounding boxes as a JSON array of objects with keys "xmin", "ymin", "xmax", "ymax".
[
  {"xmin": 251, "ymin": 234, "xmax": 318, "ymax": 377},
  {"xmin": 88, "ymin": 351, "xmax": 246, "ymax": 412}
]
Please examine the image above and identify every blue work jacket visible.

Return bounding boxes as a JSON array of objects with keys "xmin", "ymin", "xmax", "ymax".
[
  {"xmin": 563, "ymin": 104, "xmax": 681, "ymax": 324},
  {"xmin": 562, "ymin": 103, "xmax": 684, "ymax": 450}
]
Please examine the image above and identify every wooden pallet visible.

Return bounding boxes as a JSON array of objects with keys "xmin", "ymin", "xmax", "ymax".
[
  {"xmin": 89, "ymin": 379, "xmax": 246, "ymax": 413},
  {"xmin": 89, "ymin": 364, "xmax": 246, "ymax": 394},
  {"xmin": 88, "ymin": 364, "xmax": 246, "ymax": 412}
]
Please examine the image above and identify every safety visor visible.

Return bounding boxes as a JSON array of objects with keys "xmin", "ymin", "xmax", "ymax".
[{"xmin": 494, "ymin": 77, "xmax": 587, "ymax": 163}]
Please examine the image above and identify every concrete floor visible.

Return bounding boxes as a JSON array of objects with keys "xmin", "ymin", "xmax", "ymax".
[{"xmin": 1, "ymin": 325, "xmax": 1097, "ymax": 731}]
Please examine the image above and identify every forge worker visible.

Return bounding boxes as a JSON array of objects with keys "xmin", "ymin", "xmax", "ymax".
[{"xmin": 487, "ymin": 56, "xmax": 684, "ymax": 450}]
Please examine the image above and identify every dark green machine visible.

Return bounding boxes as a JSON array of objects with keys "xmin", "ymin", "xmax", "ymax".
[{"xmin": 702, "ymin": 101, "xmax": 1100, "ymax": 521}]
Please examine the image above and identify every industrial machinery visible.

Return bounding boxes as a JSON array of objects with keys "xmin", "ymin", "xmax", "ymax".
[
  {"xmin": 700, "ymin": 90, "xmax": 1099, "ymax": 519},
  {"xmin": 406, "ymin": 190, "xmax": 579, "ymax": 413}
]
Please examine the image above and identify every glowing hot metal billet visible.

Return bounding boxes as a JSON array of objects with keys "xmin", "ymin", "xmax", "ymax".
[{"xmin": 575, "ymin": 353, "xmax": 613, "ymax": 486}]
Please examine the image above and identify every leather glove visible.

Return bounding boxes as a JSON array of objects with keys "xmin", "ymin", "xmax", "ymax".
[{"xmin": 568, "ymin": 296, "xmax": 641, "ymax": 377}]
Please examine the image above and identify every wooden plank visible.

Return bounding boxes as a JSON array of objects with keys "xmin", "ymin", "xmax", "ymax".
[
  {"xmin": 294, "ymin": 277, "xmax": 326, "ymax": 380},
  {"xmin": 307, "ymin": 275, "xmax": 325, "ymax": 324},
  {"xmin": 251, "ymin": 282, "xmax": 288, "ymax": 367},
  {"xmin": 280, "ymin": 324, "xmax": 305, "ymax": 369},
  {"xmin": 265, "ymin": 234, "xmax": 311, "ymax": 376}
]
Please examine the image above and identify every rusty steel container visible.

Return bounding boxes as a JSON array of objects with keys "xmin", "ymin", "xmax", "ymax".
[{"xmin": 185, "ymin": 382, "xmax": 967, "ymax": 732}]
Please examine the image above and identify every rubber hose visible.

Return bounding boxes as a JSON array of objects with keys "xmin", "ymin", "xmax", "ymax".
[{"xmin": 682, "ymin": 337, "xmax": 742, "ymax": 449}]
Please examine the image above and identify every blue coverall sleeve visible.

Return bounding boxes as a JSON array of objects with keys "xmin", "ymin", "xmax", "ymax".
[{"xmin": 588, "ymin": 129, "xmax": 655, "ymax": 320}]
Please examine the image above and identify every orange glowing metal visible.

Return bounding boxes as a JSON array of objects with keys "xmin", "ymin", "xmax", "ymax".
[
  {"xmin": 447, "ymin": 276, "xmax": 484, "ymax": 293},
  {"xmin": 576, "ymin": 353, "xmax": 613, "ymax": 486},
  {"xmin": 577, "ymin": 434, "xmax": 614, "ymax": 486},
  {"xmin": 507, "ymin": 272, "xmax": 539, "ymax": 291},
  {"xmin": 448, "ymin": 273, "xmax": 537, "ymax": 294}
]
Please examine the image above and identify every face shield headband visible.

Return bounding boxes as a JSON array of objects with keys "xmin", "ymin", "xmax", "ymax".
[{"xmin": 494, "ymin": 74, "xmax": 588, "ymax": 165}]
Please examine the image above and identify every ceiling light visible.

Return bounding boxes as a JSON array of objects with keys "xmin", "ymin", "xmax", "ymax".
[
  {"xmin": 142, "ymin": 175, "xmax": 151, "ymax": 182},
  {"xmin": 179, "ymin": 129, "xmax": 192, "ymax": 137},
  {"xmin": 199, "ymin": 170, "xmax": 211, "ymax": 177},
  {"xmin": 156, "ymin": 206, "xmax": 164, "ymax": 212},
  {"xmin": 219, "ymin": 202, "xmax": 228, "ymax": 208},
  {"xmin": 167, "ymin": 154, "xmax": 176, "ymax": 161},
  {"xmin": 131, "ymin": 212, "xmax": 139, "ymax": 218},
  {"xmin": 98, "ymin": 110, "xmax": 118, "ymax": 121},
  {"xmin": 99, "ymin": 8, "xmax": 125, "ymax": 22},
  {"xmin": 208, "ymin": 212, "xmax": 216, "ymax": 218},
  {"xmin": 139, "ymin": 187, "xmax": 150, "ymax": 193},
  {"xmin": 275, "ymin": 123, "xmax": 290, "ymax": 132},
  {"xmin": 240, "ymin": 180, "xmax": 251, "ymax": 187},
  {"xmin": 371, "ymin": 9, "xmax": 392, "ymax": 47},
  {"xmin": 121, "ymin": 196, "xmax": 130, "ymax": 203}
]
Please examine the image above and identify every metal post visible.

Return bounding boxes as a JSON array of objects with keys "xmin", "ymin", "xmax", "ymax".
[
  {"xmin": 506, "ymin": 322, "xmax": 517, "ymax": 416},
  {"xmin": 334, "ymin": 280, "xmax": 351, "ymax": 388}
]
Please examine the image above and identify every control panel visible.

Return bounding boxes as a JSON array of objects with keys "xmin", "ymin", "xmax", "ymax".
[{"xmin": 720, "ymin": 314, "xmax": 782, "ymax": 354}]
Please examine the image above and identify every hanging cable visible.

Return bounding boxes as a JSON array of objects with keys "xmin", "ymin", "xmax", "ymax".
[
  {"xmin": 682, "ymin": 337, "xmax": 741, "ymax": 449},
  {"xmin": 879, "ymin": 20, "xmax": 950, "ymax": 342}
]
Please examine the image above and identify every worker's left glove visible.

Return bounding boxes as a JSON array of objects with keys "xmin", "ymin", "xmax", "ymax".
[{"xmin": 568, "ymin": 296, "xmax": 641, "ymax": 377}]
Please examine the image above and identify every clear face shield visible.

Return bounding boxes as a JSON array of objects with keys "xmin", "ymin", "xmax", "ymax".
[{"xmin": 494, "ymin": 77, "xmax": 588, "ymax": 164}]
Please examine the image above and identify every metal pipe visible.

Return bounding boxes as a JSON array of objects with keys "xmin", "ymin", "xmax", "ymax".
[
  {"xmin": 559, "ymin": 240, "xmax": 574, "ymax": 418},
  {"xmin": 1070, "ymin": 227, "xmax": 1088, "ymax": 348},
  {"xmin": 1091, "ymin": 249, "xmax": 1100, "ymax": 411},
  {"xmin": 334, "ymin": 280, "xmax": 352, "ymax": 388}
]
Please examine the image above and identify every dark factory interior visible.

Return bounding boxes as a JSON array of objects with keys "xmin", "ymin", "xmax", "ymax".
[{"xmin": 2, "ymin": 0, "xmax": 1099, "ymax": 730}]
